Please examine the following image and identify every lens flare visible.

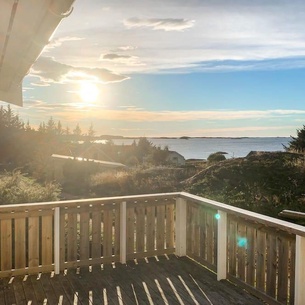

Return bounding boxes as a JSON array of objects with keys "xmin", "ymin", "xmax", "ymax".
[{"xmin": 237, "ymin": 237, "xmax": 247, "ymax": 248}]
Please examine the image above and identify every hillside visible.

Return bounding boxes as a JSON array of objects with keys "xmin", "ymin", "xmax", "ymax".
[{"xmin": 184, "ymin": 151, "xmax": 305, "ymax": 218}]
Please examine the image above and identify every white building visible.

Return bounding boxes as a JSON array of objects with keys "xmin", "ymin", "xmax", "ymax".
[{"xmin": 166, "ymin": 151, "xmax": 186, "ymax": 166}]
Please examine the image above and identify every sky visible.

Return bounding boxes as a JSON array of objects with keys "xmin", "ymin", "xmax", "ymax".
[{"xmin": 4, "ymin": 0, "xmax": 305, "ymax": 137}]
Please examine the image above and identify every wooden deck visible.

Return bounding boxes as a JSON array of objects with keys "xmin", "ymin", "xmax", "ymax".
[{"xmin": 0, "ymin": 255, "xmax": 266, "ymax": 305}]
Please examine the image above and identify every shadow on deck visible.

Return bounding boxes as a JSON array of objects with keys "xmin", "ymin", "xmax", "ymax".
[{"xmin": 0, "ymin": 255, "xmax": 265, "ymax": 305}]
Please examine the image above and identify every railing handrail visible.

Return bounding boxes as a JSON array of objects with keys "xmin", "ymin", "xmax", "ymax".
[
  {"xmin": 0, "ymin": 191, "xmax": 304, "ymax": 236},
  {"xmin": 180, "ymin": 192, "xmax": 305, "ymax": 237},
  {"xmin": 0, "ymin": 192, "xmax": 181, "ymax": 212}
]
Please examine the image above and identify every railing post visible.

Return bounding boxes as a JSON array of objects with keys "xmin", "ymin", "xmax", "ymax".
[
  {"xmin": 217, "ymin": 210, "xmax": 227, "ymax": 281},
  {"xmin": 175, "ymin": 197, "xmax": 187, "ymax": 256},
  {"xmin": 120, "ymin": 201, "xmax": 127, "ymax": 264},
  {"xmin": 54, "ymin": 207, "xmax": 60, "ymax": 274},
  {"xmin": 295, "ymin": 235, "xmax": 305, "ymax": 305}
]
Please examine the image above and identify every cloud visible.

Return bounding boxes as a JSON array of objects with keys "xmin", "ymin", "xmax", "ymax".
[
  {"xmin": 30, "ymin": 82, "xmax": 51, "ymax": 87},
  {"xmin": 94, "ymin": 109, "xmax": 305, "ymax": 122},
  {"xmin": 123, "ymin": 18, "xmax": 195, "ymax": 31},
  {"xmin": 22, "ymin": 99, "xmax": 71, "ymax": 110},
  {"xmin": 44, "ymin": 36, "xmax": 85, "ymax": 52},
  {"xmin": 103, "ymin": 54, "xmax": 133, "ymax": 60},
  {"xmin": 188, "ymin": 125, "xmax": 298, "ymax": 137},
  {"xmin": 118, "ymin": 105, "xmax": 145, "ymax": 111},
  {"xmin": 100, "ymin": 53, "xmax": 144, "ymax": 66},
  {"xmin": 112, "ymin": 128, "xmax": 154, "ymax": 132},
  {"xmin": 196, "ymin": 126, "xmax": 297, "ymax": 133},
  {"xmin": 44, "ymin": 108, "xmax": 305, "ymax": 123},
  {"xmin": 46, "ymin": 1, "xmax": 305, "ymax": 74},
  {"xmin": 108, "ymin": 108, "xmax": 305, "ymax": 122},
  {"xmin": 117, "ymin": 46, "xmax": 137, "ymax": 51},
  {"xmin": 30, "ymin": 56, "xmax": 129, "ymax": 84},
  {"xmin": 22, "ymin": 87, "xmax": 34, "ymax": 92}
]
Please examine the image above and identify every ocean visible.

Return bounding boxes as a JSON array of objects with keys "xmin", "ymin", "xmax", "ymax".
[{"xmin": 109, "ymin": 137, "xmax": 291, "ymax": 160}]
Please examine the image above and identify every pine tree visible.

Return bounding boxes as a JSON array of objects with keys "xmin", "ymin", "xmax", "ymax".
[
  {"xmin": 0, "ymin": 105, "xmax": 24, "ymax": 130},
  {"xmin": 87, "ymin": 123, "xmax": 95, "ymax": 138},
  {"xmin": 25, "ymin": 120, "xmax": 32, "ymax": 132},
  {"xmin": 46, "ymin": 117, "xmax": 56, "ymax": 134},
  {"xmin": 73, "ymin": 124, "xmax": 82, "ymax": 137},
  {"xmin": 64, "ymin": 126, "xmax": 70, "ymax": 136},
  {"xmin": 288, "ymin": 125, "xmax": 305, "ymax": 152},
  {"xmin": 56, "ymin": 120, "xmax": 63, "ymax": 136},
  {"xmin": 38, "ymin": 122, "xmax": 46, "ymax": 133}
]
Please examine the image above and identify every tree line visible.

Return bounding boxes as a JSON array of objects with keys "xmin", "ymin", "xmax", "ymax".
[
  {"xmin": 0, "ymin": 105, "xmax": 96, "ymax": 179},
  {"xmin": 0, "ymin": 105, "xmax": 172, "ymax": 183}
]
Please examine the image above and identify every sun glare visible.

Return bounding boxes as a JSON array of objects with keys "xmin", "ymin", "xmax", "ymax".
[{"xmin": 79, "ymin": 82, "xmax": 99, "ymax": 103}]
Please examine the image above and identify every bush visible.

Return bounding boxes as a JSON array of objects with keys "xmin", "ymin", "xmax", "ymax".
[
  {"xmin": 0, "ymin": 170, "xmax": 60, "ymax": 204},
  {"xmin": 207, "ymin": 152, "xmax": 226, "ymax": 162},
  {"xmin": 89, "ymin": 167, "xmax": 194, "ymax": 197},
  {"xmin": 187, "ymin": 152, "xmax": 305, "ymax": 217}
]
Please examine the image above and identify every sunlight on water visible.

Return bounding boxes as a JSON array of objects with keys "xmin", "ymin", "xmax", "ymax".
[{"xmin": 106, "ymin": 137, "xmax": 290, "ymax": 160}]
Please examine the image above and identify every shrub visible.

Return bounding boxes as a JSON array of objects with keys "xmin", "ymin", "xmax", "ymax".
[
  {"xmin": 207, "ymin": 152, "xmax": 227, "ymax": 162},
  {"xmin": 187, "ymin": 152, "xmax": 305, "ymax": 217},
  {"xmin": 0, "ymin": 170, "xmax": 60, "ymax": 204},
  {"xmin": 89, "ymin": 167, "xmax": 194, "ymax": 197}
]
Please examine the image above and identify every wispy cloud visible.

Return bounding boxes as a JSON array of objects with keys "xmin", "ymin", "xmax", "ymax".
[
  {"xmin": 118, "ymin": 105, "xmax": 145, "ymax": 111},
  {"xmin": 196, "ymin": 126, "xmax": 297, "ymax": 133},
  {"xmin": 22, "ymin": 99, "xmax": 72, "ymax": 110},
  {"xmin": 117, "ymin": 46, "xmax": 137, "ymax": 51},
  {"xmin": 188, "ymin": 125, "xmax": 297, "ymax": 137},
  {"xmin": 93, "ymin": 109, "xmax": 305, "ymax": 122},
  {"xmin": 30, "ymin": 57, "xmax": 129, "ymax": 84},
  {"xmin": 112, "ymin": 128, "xmax": 154, "ymax": 132},
  {"xmin": 123, "ymin": 18, "xmax": 195, "ymax": 31},
  {"xmin": 47, "ymin": 1, "xmax": 305, "ymax": 74},
  {"xmin": 100, "ymin": 53, "xmax": 144, "ymax": 66},
  {"xmin": 30, "ymin": 82, "xmax": 51, "ymax": 87},
  {"xmin": 103, "ymin": 54, "xmax": 132, "ymax": 60},
  {"xmin": 22, "ymin": 87, "xmax": 34, "ymax": 92},
  {"xmin": 35, "ymin": 107, "xmax": 305, "ymax": 123},
  {"xmin": 44, "ymin": 36, "xmax": 85, "ymax": 52}
]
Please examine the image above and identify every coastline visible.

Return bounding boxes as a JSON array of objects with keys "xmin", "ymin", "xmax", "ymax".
[{"xmin": 96, "ymin": 137, "xmax": 290, "ymax": 160}]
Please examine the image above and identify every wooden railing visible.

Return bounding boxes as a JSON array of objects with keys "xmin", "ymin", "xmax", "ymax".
[
  {"xmin": 179, "ymin": 192, "xmax": 305, "ymax": 305},
  {"xmin": 0, "ymin": 192, "xmax": 304, "ymax": 305}
]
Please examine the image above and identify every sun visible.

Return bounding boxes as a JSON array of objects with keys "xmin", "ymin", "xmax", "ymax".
[{"xmin": 79, "ymin": 82, "xmax": 99, "ymax": 103}]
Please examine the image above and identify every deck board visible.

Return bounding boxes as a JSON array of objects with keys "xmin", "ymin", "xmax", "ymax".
[{"xmin": 2, "ymin": 255, "xmax": 266, "ymax": 305}]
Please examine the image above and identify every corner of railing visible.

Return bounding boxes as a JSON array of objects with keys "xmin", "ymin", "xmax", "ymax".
[
  {"xmin": 178, "ymin": 191, "xmax": 191, "ymax": 199},
  {"xmin": 295, "ymin": 235, "xmax": 305, "ymax": 305},
  {"xmin": 175, "ymin": 196, "xmax": 187, "ymax": 257}
]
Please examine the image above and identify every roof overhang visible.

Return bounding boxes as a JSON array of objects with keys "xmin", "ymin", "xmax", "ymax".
[{"xmin": 0, "ymin": 0, "xmax": 75, "ymax": 106}]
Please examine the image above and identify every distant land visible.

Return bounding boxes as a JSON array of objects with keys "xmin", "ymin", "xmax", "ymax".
[
  {"xmin": 98, "ymin": 135, "xmax": 289, "ymax": 140},
  {"xmin": 90, "ymin": 136, "xmax": 290, "ymax": 159}
]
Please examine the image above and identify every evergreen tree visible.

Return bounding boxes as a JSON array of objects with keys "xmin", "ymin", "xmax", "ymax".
[
  {"xmin": 136, "ymin": 137, "xmax": 154, "ymax": 162},
  {"xmin": 25, "ymin": 120, "xmax": 32, "ymax": 132},
  {"xmin": 64, "ymin": 126, "xmax": 70, "ymax": 135},
  {"xmin": 73, "ymin": 123, "xmax": 82, "ymax": 138},
  {"xmin": 87, "ymin": 123, "xmax": 95, "ymax": 138},
  {"xmin": 38, "ymin": 122, "xmax": 46, "ymax": 133},
  {"xmin": 287, "ymin": 125, "xmax": 305, "ymax": 152},
  {"xmin": 0, "ymin": 105, "xmax": 24, "ymax": 130},
  {"xmin": 46, "ymin": 117, "xmax": 56, "ymax": 134},
  {"xmin": 56, "ymin": 120, "xmax": 63, "ymax": 136}
]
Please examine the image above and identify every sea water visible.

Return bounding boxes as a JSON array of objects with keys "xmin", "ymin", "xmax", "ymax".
[{"xmin": 110, "ymin": 137, "xmax": 290, "ymax": 160}]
